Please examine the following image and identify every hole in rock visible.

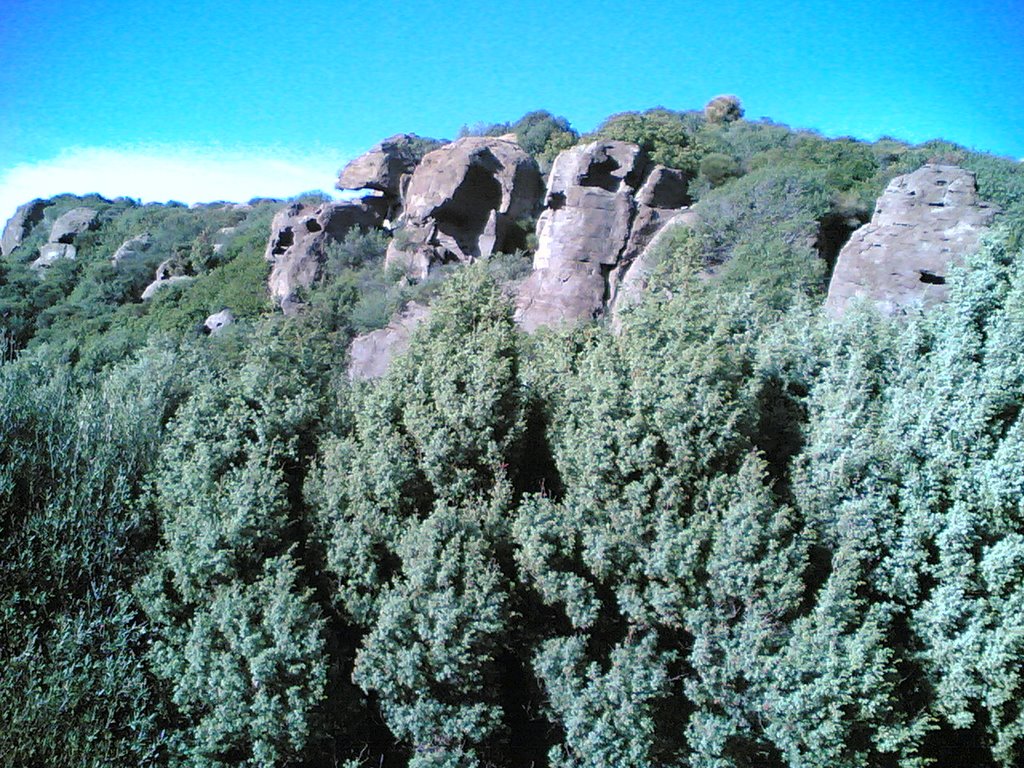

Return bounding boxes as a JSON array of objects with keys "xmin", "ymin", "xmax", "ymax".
[
  {"xmin": 305, "ymin": 219, "xmax": 322, "ymax": 233},
  {"xmin": 271, "ymin": 227, "xmax": 294, "ymax": 255},
  {"xmin": 919, "ymin": 270, "xmax": 946, "ymax": 284},
  {"xmin": 580, "ymin": 156, "xmax": 621, "ymax": 192},
  {"xmin": 548, "ymin": 191, "xmax": 566, "ymax": 210}
]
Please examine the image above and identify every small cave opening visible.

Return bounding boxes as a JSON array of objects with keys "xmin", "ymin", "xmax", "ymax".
[
  {"xmin": 816, "ymin": 211, "xmax": 866, "ymax": 275},
  {"xmin": 271, "ymin": 227, "xmax": 294, "ymax": 256},
  {"xmin": 434, "ymin": 164, "xmax": 502, "ymax": 257},
  {"xmin": 547, "ymin": 191, "xmax": 566, "ymax": 210},
  {"xmin": 304, "ymin": 218, "xmax": 322, "ymax": 233},
  {"xmin": 579, "ymin": 156, "xmax": 621, "ymax": 192},
  {"xmin": 918, "ymin": 270, "xmax": 946, "ymax": 285}
]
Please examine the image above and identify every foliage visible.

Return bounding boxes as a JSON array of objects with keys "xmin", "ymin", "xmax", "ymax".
[{"xmin": 2, "ymin": 104, "xmax": 1024, "ymax": 768}]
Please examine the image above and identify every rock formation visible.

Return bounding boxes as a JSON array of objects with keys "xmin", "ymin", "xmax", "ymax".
[
  {"xmin": 384, "ymin": 136, "xmax": 542, "ymax": 279},
  {"xmin": 32, "ymin": 243, "xmax": 77, "ymax": 270},
  {"xmin": 111, "ymin": 234, "xmax": 152, "ymax": 264},
  {"xmin": 1, "ymin": 199, "xmax": 46, "ymax": 257},
  {"xmin": 515, "ymin": 140, "xmax": 692, "ymax": 331},
  {"xmin": 348, "ymin": 301, "xmax": 430, "ymax": 380},
  {"xmin": 49, "ymin": 207, "xmax": 99, "ymax": 244},
  {"xmin": 141, "ymin": 259, "xmax": 193, "ymax": 300},
  {"xmin": 202, "ymin": 309, "xmax": 234, "ymax": 335},
  {"xmin": 265, "ymin": 199, "xmax": 385, "ymax": 313},
  {"xmin": 825, "ymin": 164, "xmax": 999, "ymax": 316},
  {"xmin": 612, "ymin": 209, "xmax": 700, "ymax": 326}
]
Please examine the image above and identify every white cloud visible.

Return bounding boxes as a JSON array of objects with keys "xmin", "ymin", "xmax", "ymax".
[{"xmin": 0, "ymin": 144, "xmax": 353, "ymax": 224}]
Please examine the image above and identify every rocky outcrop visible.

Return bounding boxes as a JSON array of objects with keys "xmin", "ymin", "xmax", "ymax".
[
  {"xmin": 141, "ymin": 259, "xmax": 193, "ymax": 300},
  {"xmin": 384, "ymin": 136, "xmax": 543, "ymax": 279},
  {"xmin": 265, "ymin": 200, "xmax": 385, "ymax": 313},
  {"xmin": 612, "ymin": 209, "xmax": 700, "ymax": 326},
  {"xmin": 49, "ymin": 207, "xmax": 99, "ymax": 243},
  {"xmin": 515, "ymin": 140, "xmax": 692, "ymax": 331},
  {"xmin": 29, "ymin": 206, "xmax": 100, "ymax": 269},
  {"xmin": 1, "ymin": 199, "xmax": 46, "ymax": 257},
  {"xmin": 202, "ymin": 309, "xmax": 234, "ymax": 335},
  {"xmin": 111, "ymin": 233, "xmax": 152, "ymax": 264},
  {"xmin": 825, "ymin": 164, "xmax": 1000, "ymax": 316},
  {"xmin": 31, "ymin": 243, "xmax": 77, "ymax": 270},
  {"xmin": 338, "ymin": 134, "xmax": 425, "ymax": 199},
  {"xmin": 348, "ymin": 301, "xmax": 430, "ymax": 380}
]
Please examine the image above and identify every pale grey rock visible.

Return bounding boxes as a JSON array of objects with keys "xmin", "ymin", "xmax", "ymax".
[
  {"xmin": 49, "ymin": 207, "xmax": 98, "ymax": 244},
  {"xmin": 141, "ymin": 259, "xmax": 192, "ymax": 300},
  {"xmin": 515, "ymin": 141, "xmax": 692, "ymax": 331},
  {"xmin": 265, "ymin": 200, "xmax": 384, "ymax": 312},
  {"xmin": 31, "ymin": 242, "xmax": 76, "ymax": 269},
  {"xmin": 1, "ymin": 199, "xmax": 46, "ymax": 257},
  {"xmin": 203, "ymin": 309, "xmax": 234, "ymax": 335},
  {"xmin": 348, "ymin": 301, "xmax": 430, "ymax": 380},
  {"xmin": 384, "ymin": 136, "xmax": 542, "ymax": 279},
  {"xmin": 825, "ymin": 164, "xmax": 1000, "ymax": 316},
  {"xmin": 111, "ymin": 233, "xmax": 152, "ymax": 264}
]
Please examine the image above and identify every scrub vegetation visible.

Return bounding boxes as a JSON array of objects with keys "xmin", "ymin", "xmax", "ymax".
[{"xmin": 2, "ymin": 104, "xmax": 1024, "ymax": 767}]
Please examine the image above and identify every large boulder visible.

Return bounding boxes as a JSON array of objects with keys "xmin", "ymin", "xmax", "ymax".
[
  {"xmin": 825, "ymin": 164, "xmax": 1000, "ymax": 316},
  {"xmin": 1, "ymin": 199, "xmax": 46, "ymax": 257},
  {"xmin": 49, "ymin": 207, "xmax": 99, "ymax": 244},
  {"xmin": 31, "ymin": 243, "xmax": 76, "ymax": 270},
  {"xmin": 348, "ymin": 301, "xmax": 430, "ymax": 380},
  {"xmin": 111, "ymin": 233, "xmax": 152, "ymax": 264},
  {"xmin": 202, "ymin": 309, "xmax": 234, "ymax": 335},
  {"xmin": 384, "ymin": 136, "xmax": 543, "ymax": 279},
  {"xmin": 337, "ymin": 134, "xmax": 425, "ymax": 198},
  {"xmin": 141, "ymin": 259, "xmax": 193, "ymax": 300},
  {"xmin": 515, "ymin": 140, "xmax": 692, "ymax": 331},
  {"xmin": 265, "ymin": 199, "xmax": 385, "ymax": 313}
]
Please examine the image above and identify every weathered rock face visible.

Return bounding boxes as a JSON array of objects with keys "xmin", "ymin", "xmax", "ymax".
[
  {"xmin": 1, "ymin": 199, "xmax": 47, "ymax": 257},
  {"xmin": 31, "ymin": 243, "xmax": 77, "ymax": 270},
  {"xmin": 337, "ymin": 134, "xmax": 424, "ymax": 198},
  {"xmin": 49, "ymin": 207, "xmax": 99, "ymax": 244},
  {"xmin": 203, "ymin": 309, "xmax": 234, "ymax": 335},
  {"xmin": 612, "ymin": 209, "xmax": 700, "ymax": 327},
  {"xmin": 265, "ymin": 200, "xmax": 384, "ymax": 312},
  {"xmin": 515, "ymin": 140, "xmax": 692, "ymax": 331},
  {"xmin": 825, "ymin": 164, "xmax": 1000, "ymax": 316},
  {"xmin": 141, "ymin": 259, "xmax": 193, "ymax": 300},
  {"xmin": 111, "ymin": 233, "xmax": 152, "ymax": 264},
  {"xmin": 348, "ymin": 301, "xmax": 430, "ymax": 380},
  {"xmin": 384, "ymin": 136, "xmax": 543, "ymax": 279}
]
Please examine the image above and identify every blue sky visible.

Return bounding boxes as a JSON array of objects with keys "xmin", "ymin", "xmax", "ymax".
[{"xmin": 1, "ymin": 0, "xmax": 1021, "ymax": 221}]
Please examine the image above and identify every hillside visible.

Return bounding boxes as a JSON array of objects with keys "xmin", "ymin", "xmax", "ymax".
[{"xmin": 2, "ymin": 100, "xmax": 1024, "ymax": 768}]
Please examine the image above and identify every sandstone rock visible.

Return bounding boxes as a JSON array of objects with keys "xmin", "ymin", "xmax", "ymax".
[
  {"xmin": 612, "ymin": 209, "xmax": 700, "ymax": 327},
  {"xmin": 337, "ymin": 134, "xmax": 426, "ymax": 198},
  {"xmin": 348, "ymin": 301, "xmax": 430, "ymax": 380},
  {"xmin": 265, "ymin": 199, "xmax": 385, "ymax": 312},
  {"xmin": 1, "ymin": 199, "xmax": 46, "ymax": 257},
  {"xmin": 141, "ymin": 259, "xmax": 193, "ymax": 300},
  {"xmin": 31, "ymin": 243, "xmax": 76, "ymax": 270},
  {"xmin": 49, "ymin": 207, "xmax": 99, "ymax": 244},
  {"xmin": 515, "ymin": 262, "xmax": 607, "ymax": 333},
  {"xmin": 111, "ymin": 233, "xmax": 152, "ymax": 264},
  {"xmin": 515, "ymin": 141, "xmax": 692, "ymax": 331},
  {"xmin": 203, "ymin": 309, "xmax": 234, "ymax": 335},
  {"xmin": 825, "ymin": 164, "xmax": 999, "ymax": 316},
  {"xmin": 384, "ymin": 136, "xmax": 543, "ymax": 278}
]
